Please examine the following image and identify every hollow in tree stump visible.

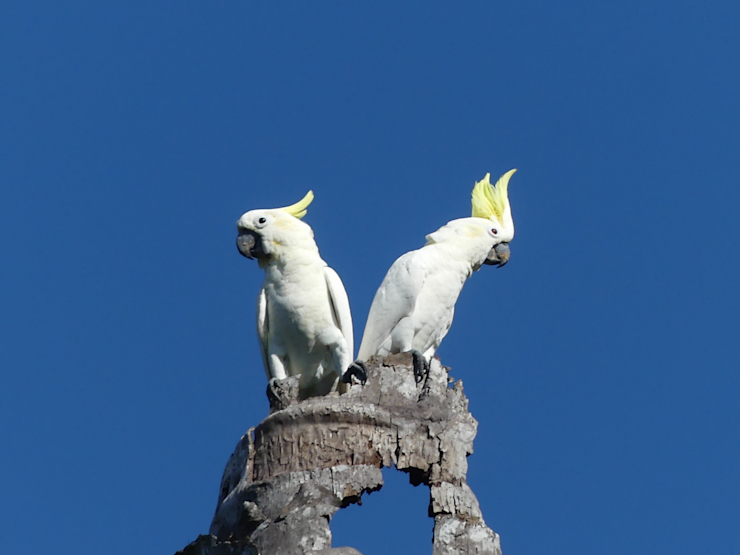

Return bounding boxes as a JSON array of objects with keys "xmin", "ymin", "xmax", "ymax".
[{"xmin": 177, "ymin": 354, "xmax": 502, "ymax": 555}]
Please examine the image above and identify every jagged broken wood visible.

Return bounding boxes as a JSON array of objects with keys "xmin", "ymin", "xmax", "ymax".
[{"xmin": 178, "ymin": 354, "xmax": 502, "ymax": 555}]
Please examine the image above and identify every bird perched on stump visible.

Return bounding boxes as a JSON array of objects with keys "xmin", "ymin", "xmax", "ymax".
[
  {"xmin": 355, "ymin": 170, "xmax": 516, "ymax": 382},
  {"xmin": 236, "ymin": 191, "xmax": 360, "ymax": 398}
]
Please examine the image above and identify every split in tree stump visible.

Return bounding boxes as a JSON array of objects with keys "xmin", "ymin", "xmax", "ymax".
[{"xmin": 178, "ymin": 353, "xmax": 502, "ymax": 555}]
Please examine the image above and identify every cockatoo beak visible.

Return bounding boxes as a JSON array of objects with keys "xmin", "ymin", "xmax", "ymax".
[
  {"xmin": 236, "ymin": 229, "xmax": 265, "ymax": 260},
  {"xmin": 484, "ymin": 242, "xmax": 511, "ymax": 267}
]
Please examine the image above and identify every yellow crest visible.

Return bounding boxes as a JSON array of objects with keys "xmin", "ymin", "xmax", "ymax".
[
  {"xmin": 471, "ymin": 169, "xmax": 516, "ymax": 223},
  {"xmin": 278, "ymin": 190, "xmax": 314, "ymax": 219}
]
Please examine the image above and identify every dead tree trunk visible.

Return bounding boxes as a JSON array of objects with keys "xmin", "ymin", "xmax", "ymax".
[{"xmin": 177, "ymin": 354, "xmax": 502, "ymax": 555}]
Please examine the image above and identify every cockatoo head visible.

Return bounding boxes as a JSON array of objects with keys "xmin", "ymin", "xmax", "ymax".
[
  {"xmin": 425, "ymin": 170, "xmax": 516, "ymax": 269},
  {"xmin": 470, "ymin": 169, "xmax": 516, "ymax": 267},
  {"xmin": 236, "ymin": 191, "xmax": 317, "ymax": 264},
  {"xmin": 425, "ymin": 217, "xmax": 512, "ymax": 269}
]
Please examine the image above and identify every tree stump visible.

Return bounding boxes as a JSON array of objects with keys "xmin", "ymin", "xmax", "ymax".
[{"xmin": 178, "ymin": 354, "xmax": 502, "ymax": 555}]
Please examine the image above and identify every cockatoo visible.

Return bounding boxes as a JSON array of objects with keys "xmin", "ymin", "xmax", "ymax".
[
  {"xmin": 236, "ymin": 191, "xmax": 357, "ymax": 398},
  {"xmin": 356, "ymin": 170, "xmax": 516, "ymax": 380}
]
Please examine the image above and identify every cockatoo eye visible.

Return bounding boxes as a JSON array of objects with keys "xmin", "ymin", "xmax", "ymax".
[
  {"xmin": 258, "ymin": 217, "xmax": 267, "ymax": 224},
  {"xmin": 491, "ymin": 228, "xmax": 498, "ymax": 235}
]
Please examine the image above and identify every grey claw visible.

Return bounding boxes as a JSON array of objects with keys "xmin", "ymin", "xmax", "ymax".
[
  {"xmin": 341, "ymin": 360, "xmax": 367, "ymax": 385},
  {"xmin": 411, "ymin": 351, "xmax": 429, "ymax": 384}
]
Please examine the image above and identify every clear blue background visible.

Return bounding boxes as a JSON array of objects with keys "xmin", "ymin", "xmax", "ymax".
[{"xmin": 2, "ymin": 2, "xmax": 738, "ymax": 554}]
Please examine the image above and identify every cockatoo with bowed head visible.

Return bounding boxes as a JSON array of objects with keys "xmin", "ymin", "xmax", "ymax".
[
  {"xmin": 355, "ymin": 170, "xmax": 516, "ymax": 381},
  {"xmin": 236, "ymin": 191, "xmax": 357, "ymax": 398}
]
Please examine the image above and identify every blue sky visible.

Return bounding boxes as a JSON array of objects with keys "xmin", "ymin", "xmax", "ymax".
[{"xmin": 2, "ymin": 2, "xmax": 739, "ymax": 554}]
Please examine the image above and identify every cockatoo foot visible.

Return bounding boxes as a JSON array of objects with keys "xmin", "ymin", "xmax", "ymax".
[
  {"xmin": 411, "ymin": 350, "xmax": 429, "ymax": 384},
  {"xmin": 341, "ymin": 360, "xmax": 368, "ymax": 385}
]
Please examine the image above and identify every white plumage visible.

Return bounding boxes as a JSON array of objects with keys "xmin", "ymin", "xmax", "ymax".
[
  {"xmin": 358, "ymin": 171, "xmax": 516, "ymax": 364},
  {"xmin": 236, "ymin": 192, "xmax": 353, "ymax": 397}
]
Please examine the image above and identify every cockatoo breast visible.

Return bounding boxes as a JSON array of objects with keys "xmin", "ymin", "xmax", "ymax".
[
  {"xmin": 406, "ymin": 248, "xmax": 471, "ymax": 355},
  {"xmin": 262, "ymin": 254, "xmax": 335, "ymax": 369}
]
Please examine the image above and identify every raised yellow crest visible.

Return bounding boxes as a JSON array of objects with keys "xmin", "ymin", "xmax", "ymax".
[
  {"xmin": 471, "ymin": 169, "xmax": 516, "ymax": 224},
  {"xmin": 278, "ymin": 190, "xmax": 314, "ymax": 219}
]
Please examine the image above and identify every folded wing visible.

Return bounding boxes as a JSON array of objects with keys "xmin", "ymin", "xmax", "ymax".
[{"xmin": 358, "ymin": 250, "xmax": 428, "ymax": 360}]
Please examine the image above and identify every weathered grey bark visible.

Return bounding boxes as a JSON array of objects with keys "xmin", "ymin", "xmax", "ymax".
[{"xmin": 179, "ymin": 354, "xmax": 501, "ymax": 555}]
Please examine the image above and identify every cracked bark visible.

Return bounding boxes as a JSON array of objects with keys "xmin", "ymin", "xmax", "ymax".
[{"xmin": 177, "ymin": 354, "xmax": 502, "ymax": 555}]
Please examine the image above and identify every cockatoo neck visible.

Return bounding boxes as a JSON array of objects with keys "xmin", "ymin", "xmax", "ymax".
[
  {"xmin": 259, "ymin": 235, "xmax": 323, "ymax": 271},
  {"xmin": 431, "ymin": 240, "xmax": 489, "ymax": 273}
]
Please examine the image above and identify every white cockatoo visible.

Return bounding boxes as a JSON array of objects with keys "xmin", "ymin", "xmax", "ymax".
[
  {"xmin": 236, "ymin": 191, "xmax": 356, "ymax": 398},
  {"xmin": 357, "ymin": 170, "xmax": 516, "ymax": 380}
]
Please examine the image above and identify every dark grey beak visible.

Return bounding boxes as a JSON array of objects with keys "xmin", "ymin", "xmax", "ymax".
[
  {"xmin": 236, "ymin": 230, "xmax": 264, "ymax": 260},
  {"xmin": 484, "ymin": 242, "xmax": 511, "ymax": 267}
]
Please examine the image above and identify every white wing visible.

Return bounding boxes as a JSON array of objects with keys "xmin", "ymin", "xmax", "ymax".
[
  {"xmin": 324, "ymin": 266, "xmax": 354, "ymax": 358},
  {"xmin": 357, "ymin": 249, "xmax": 428, "ymax": 360},
  {"xmin": 255, "ymin": 287, "xmax": 272, "ymax": 380}
]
